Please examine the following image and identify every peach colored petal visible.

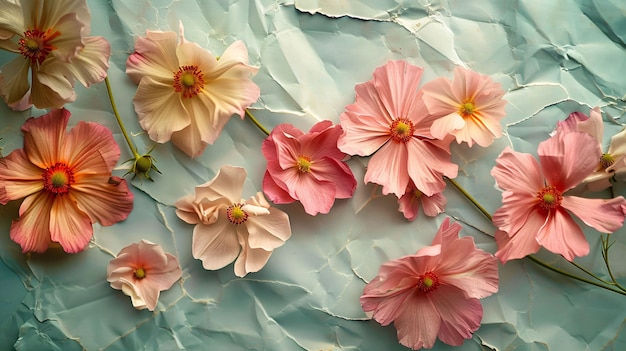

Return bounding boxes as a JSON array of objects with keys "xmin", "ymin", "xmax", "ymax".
[
  {"xmin": 432, "ymin": 288, "xmax": 483, "ymax": 346},
  {"xmin": 0, "ymin": 0, "xmax": 22, "ymax": 37},
  {"xmin": 0, "ymin": 57, "xmax": 30, "ymax": 107},
  {"xmin": 59, "ymin": 36, "xmax": 110, "ymax": 87},
  {"xmin": 406, "ymin": 138, "xmax": 457, "ymax": 196},
  {"xmin": 192, "ymin": 218, "xmax": 241, "ymax": 271},
  {"xmin": 372, "ymin": 60, "xmax": 424, "ymax": 119},
  {"xmin": 126, "ymin": 30, "xmax": 179, "ymax": 83},
  {"xmin": 234, "ymin": 238, "xmax": 273, "ymax": 277},
  {"xmin": 45, "ymin": 12, "xmax": 84, "ymax": 62},
  {"xmin": 174, "ymin": 195, "xmax": 203, "ymax": 224},
  {"xmin": 194, "ymin": 165, "xmax": 246, "ymax": 204},
  {"xmin": 63, "ymin": 120, "xmax": 120, "ymax": 172},
  {"xmin": 430, "ymin": 112, "xmax": 465, "ymax": 140},
  {"xmin": 0, "ymin": 149, "xmax": 44, "ymax": 203},
  {"xmin": 10, "ymin": 191, "xmax": 53, "ymax": 253},
  {"xmin": 49, "ymin": 195, "xmax": 93, "ymax": 253},
  {"xmin": 491, "ymin": 147, "xmax": 544, "ymax": 193},
  {"xmin": 21, "ymin": 109, "xmax": 69, "ymax": 169},
  {"xmin": 365, "ymin": 142, "xmax": 409, "ymax": 197},
  {"xmin": 71, "ymin": 176, "xmax": 133, "ymax": 226},
  {"xmin": 170, "ymin": 124, "xmax": 209, "ymax": 158},
  {"xmin": 562, "ymin": 196, "xmax": 626, "ymax": 234},
  {"xmin": 31, "ymin": 64, "xmax": 76, "ymax": 108},
  {"xmin": 246, "ymin": 207, "xmax": 292, "ymax": 249}
]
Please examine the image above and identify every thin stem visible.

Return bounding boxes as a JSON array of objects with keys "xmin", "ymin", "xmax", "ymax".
[
  {"xmin": 105, "ymin": 76, "xmax": 140, "ymax": 158},
  {"xmin": 446, "ymin": 177, "xmax": 492, "ymax": 221},
  {"xmin": 601, "ymin": 236, "xmax": 626, "ymax": 292},
  {"xmin": 566, "ymin": 259, "xmax": 613, "ymax": 285},
  {"xmin": 245, "ymin": 109, "xmax": 270, "ymax": 136}
]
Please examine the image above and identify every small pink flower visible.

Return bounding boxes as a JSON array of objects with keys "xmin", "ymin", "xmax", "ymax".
[
  {"xmin": 421, "ymin": 67, "xmax": 507, "ymax": 147},
  {"xmin": 0, "ymin": 0, "xmax": 110, "ymax": 109},
  {"xmin": 361, "ymin": 218, "xmax": 499, "ymax": 350},
  {"xmin": 107, "ymin": 240, "xmax": 182, "ymax": 311},
  {"xmin": 175, "ymin": 165, "xmax": 291, "ymax": 277},
  {"xmin": 262, "ymin": 121, "xmax": 356, "ymax": 215},
  {"xmin": 397, "ymin": 181, "xmax": 446, "ymax": 221},
  {"xmin": 491, "ymin": 131, "xmax": 626, "ymax": 263},
  {"xmin": 555, "ymin": 107, "xmax": 626, "ymax": 192},
  {"xmin": 126, "ymin": 24, "xmax": 260, "ymax": 158},
  {"xmin": 0, "ymin": 108, "xmax": 134, "ymax": 253},
  {"xmin": 338, "ymin": 60, "xmax": 458, "ymax": 198}
]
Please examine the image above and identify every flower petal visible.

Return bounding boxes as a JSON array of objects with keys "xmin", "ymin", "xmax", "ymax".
[
  {"xmin": 0, "ymin": 148, "xmax": 44, "ymax": 204},
  {"xmin": 63, "ymin": 119, "xmax": 121, "ymax": 172},
  {"xmin": 192, "ymin": 219, "xmax": 241, "ymax": 271},
  {"xmin": 10, "ymin": 191, "xmax": 53, "ymax": 253},
  {"xmin": 535, "ymin": 208, "xmax": 589, "ymax": 261},
  {"xmin": 406, "ymin": 138, "xmax": 457, "ymax": 196},
  {"xmin": 31, "ymin": 63, "xmax": 76, "ymax": 108},
  {"xmin": 491, "ymin": 147, "xmax": 544, "ymax": 193},
  {"xmin": 71, "ymin": 176, "xmax": 133, "ymax": 226},
  {"xmin": 49, "ymin": 195, "xmax": 93, "ymax": 253},
  {"xmin": 431, "ymin": 286, "xmax": 483, "ymax": 346},
  {"xmin": 21, "ymin": 109, "xmax": 69, "ymax": 169},
  {"xmin": 0, "ymin": 57, "xmax": 30, "ymax": 108},
  {"xmin": 395, "ymin": 293, "xmax": 441, "ymax": 349},
  {"xmin": 494, "ymin": 209, "xmax": 545, "ymax": 263},
  {"xmin": 59, "ymin": 36, "xmax": 110, "ymax": 87},
  {"xmin": 562, "ymin": 195, "xmax": 626, "ymax": 234},
  {"xmin": 126, "ymin": 30, "xmax": 179, "ymax": 84},
  {"xmin": 365, "ymin": 141, "xmax": 409, "ymax": 197}
]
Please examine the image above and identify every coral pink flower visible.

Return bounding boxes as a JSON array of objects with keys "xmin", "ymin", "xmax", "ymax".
[
  {"xmin": 175, "ymin": 165, "xmax": 291, "ymax": 277},
  {"xmin": 361, "ymin": 218, "xmax": 498, "ymax": 350},
  {"xmin": 107, "ymin": 240, "xmax": 182, "ymax": 311},
  {"xmin": 262, "ymin": 121, "xmax": 356, "ymax": 215},
  {"xmin": 421, "ymin": 67, "xmax": 507, "ymax": 147},
  {"xmin": 555, "ymin": 107, "xmax": 626, "ymax": 192},
  {"xmin": 338, "ymin": 60, "xmax": 458, "ymax": 198},
  {"xmin": 0, "ymin": 0, "xmax": 110, "ymax": 110},
  {"xmin": 0, "ymin": 109, "xmax": 134, "ymax": 253},
  {"xmin": 397, "ymin": 181, "xmax": 446, "ymax": 221},
  {"xmin": 491, "ymin": 131, "xmax": 626, "ymax": 263},
  {"xmin": 126, "ymin": 24, "xmax": 260, "ymax": 158}
]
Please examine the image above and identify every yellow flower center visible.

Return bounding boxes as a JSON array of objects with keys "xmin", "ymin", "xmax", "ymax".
[
  {"xmin": 297, "ymin": 156, "xmax": 312, "ymax": 173},
  {"xmin": 42, "ymin": 163, "xmax": 74, "ymax": 195},
  {"xmin": 600, "ymin": 153, "xmax": 615, "ymax": 169},
  {"xmin": 389, "ymin": 118, "xmax": 415, "ymax": 143},
  {"xmin": 134, "ymin": 267, "xmax": 146, "ymax": 279},
  {"xmin": 173, "ymin": 65, "xmax": 205, "ymax": 98},
  {"xmin": 226, "ymin": 203, "xmax": 248, "ymax": 225},
  {"xmin": 417, "ymin": 271, "xmax": 439, "ymax": 293},
  {"xmin": 459, "ymin": 101, "xmax": 476, "ymax": 118},
  {"xmin": 19, "ymin": 28, "xmax": 60, "ymax": 65},
  {"xmin": 536, "ymin": 185, "xmax": 562, "ymax": 211},
  {"xmin": 413, "ymin": 188, "xmax": 423, "ymax": 199}
]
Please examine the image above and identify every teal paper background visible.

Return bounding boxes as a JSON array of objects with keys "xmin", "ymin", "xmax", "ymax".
[{"xmin": 1, "ymin": 0, "xmax": 626, "ymax": 350}]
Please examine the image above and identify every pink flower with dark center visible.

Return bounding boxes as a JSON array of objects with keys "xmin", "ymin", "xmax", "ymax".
[
  {"xmin": 338, "ymin": 60, "xmax": 458, "ymax": 198},
  {"xmin": 397, "ymin": 181, "xmax": 446, "ymax": 221},
  {"xmin": 262, "ymin": 121, "xmax": 356, "ymax": 215},
  {"xmin": 0, "ymin": 108, "xmax": 134, "ymax": 253},
  {"xmin": 361, "ymin": 218, "xmax": 499, "ymax": 349},
  {"xmin": 491, "ymin": 131, "xmax": 626, "ymax": 262},
  {"xmin": 107, "ymin": 240, "xmax": 182, "ymax": 311}
]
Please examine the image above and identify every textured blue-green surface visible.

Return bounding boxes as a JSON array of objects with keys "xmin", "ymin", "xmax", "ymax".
[{"xmin": 1, "ymin": 0, "xmax": 626, "ymax": 350}]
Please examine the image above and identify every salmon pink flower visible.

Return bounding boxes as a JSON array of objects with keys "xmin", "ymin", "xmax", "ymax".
[
  {"xmin": 361, "ymin": 218, "xmax": 499, "ymax": 350},
  {"xmin": 555, "ymin": 107, "xmax": 626, "ymax": 192},
  {"xmin": 491, "ymin": 131, "xmax": 626, "ymax": 263},
  {"xmin": 337, "ymin": 60, "xmax": 458, "ymax": 198},
  {"xmin": 107, "ymin": 239, "xmax": 182, "ymax": 311},
  {"xmin": 0, "ymin": 0, "xmax": 110, "ymax": 109},
  {"xmin": 421, "ymin": 67, "xmax": 507, "ymax": 147},
  {"xmin": 0, "ymin": 108, "xmax": 134, "ymax": 253},
  {"xmin": 397, "ymin": 181, "xmax": 446, "ymax": 221},
  {"xmin": 126, "ymin": 24, "xmax": 260, "ymax": 158},
  {"xmin": 262, "ymin": 121, "xmax": 356, "ymax": 215},
  {"xmin": 175, "ymin": 165, "xmax": 291, "ymax": 277}
]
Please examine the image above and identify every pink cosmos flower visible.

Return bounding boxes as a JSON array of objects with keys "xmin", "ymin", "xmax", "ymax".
[
  {"xmin": 361, "ymin": 218, "xmax": 498, "ymax": 350},
  {"xmin": 126, "ymin": 24, "xmax": 260, "ymax": 158},
  {"xmin": 491, "ymin": 131, "xmax": 626, "ymax": 263},
  {"xmin": 262, "ymin": 121, "xmax": 356, "ymax": 215},
  {"xmin": 555, "ymin": 107, "xmax": 626, "ymax": 192},
  {"xmin": 0, "ymin": 108, "xmax": 134, "ymax": 253},
  {"xmin": 421, "ymin": 67, "xmax": 507, "ymax": 147},
  {"xmin": 0, "ymin": 0, "xmax": 110, "ymax": 110},
  {"xmin": 337, "ymin": 60, "xmax": 458, "ymax": 198},
  {"xmin": 107, "ymin": 239, "xmax": 182, "ymax": 311},
  {"xmin": 397, "ymin": 181, "xmax": 446, "ymax": 221},
  {"xmin": 175, "ymin": 165, "xmax": 291, "ymax": 277}
]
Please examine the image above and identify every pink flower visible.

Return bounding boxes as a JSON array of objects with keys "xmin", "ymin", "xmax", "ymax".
[
  {"xmin": 555, "ymin": 107, "xmax": 626, "ymax": 192},
  {"xmin": 262, "ymin": 121, "xmax": 356, "ymax": 215},
  {"xmin": 397, "ymin": 181, "xmax": 446, "ymax": 221},
  {"xmin": 0, "ymin": 108, "xmax": 134, "ymax": 253},
  {"xmin": 107, "ymin": 240, "xmax": 182, "ymax": 311},
  {"xmin": 126, "ymin": 24, "xmax": 260, "ymax": 158},
  {"xmin": 421, "ymin": 67, "xmax": 507, "ymax": 147},
  {"xmin": 361, "ymin": 218, "xmax": 499, "ymax": 350},
  {"xmin": 0, "ymin": 0, "xmax": 110, "ymax": 110},
  {"xmin": 491, "ymin": 131, "xmax": 626, "ymax": 263},
  {"xmin": 175, "ymin": 165, "xmax": 291, "ymax": 277},
  {"xmin": 338, "ymin": 60, "xmax": 458, "ymax": 198}
]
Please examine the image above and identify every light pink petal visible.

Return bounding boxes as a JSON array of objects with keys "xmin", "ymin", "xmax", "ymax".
[
  {"xmin": 71, "ymin": 176, "xmax": 133, "ymax": 226},
  {"xmin": 63, "ymin": 120, "xmax": 121, "ymax": 173},
  {"xmin": 170, "ymin": 124, "xmax": 209, "ymax": 158},
  {"xmin": 406, "ymin": 138, "xmax": 457, "ymax": 196},
  {"xmin": 174, "ymin": 194, "xmax": 203, "ymax": 224},
  {"xmin": 607, "ymin": 127, "xmax": 626, "ymax": 156},
  {"xmin": 46, "ymin": 12, "xmax": 84, "ymax": 62},
  {"xmin": 0, "ymin": 149, "xmax": 44, "ymax": 204},
  {"xmin": 562, "ymin": 195, "xmax": 626, "ymax": 233},
  {"xmin": 430, "ymin": 112, "xmax": 466, "ymax": 140},
  {"xmin": 49, "ymin": 196, "xmax": 93, "ymax": 253},
  {"xmin": 10, "ymin": 191, "xmax": 53, "ymax": 253},
  {"xmin": 431, "ymin": 287, "xmax": 483, "ymax": 346},
  {"xmin": 245, "ymin": 192, "xmax": 292, "ymax": 247},
  {"xmin": 60, "ymin": 36, "xmax": 110, "ymax": 87},
  {"xmin": 395, "ymin": 293, "xmax": 440, "ymax": 349},
  {"xmin": 492, "ymin": 190, "xmax": 538, "ymax": 236},
  {"xmin": 192, "ymin": 219, "xmax": 241, "ymax": 271},
  {"xmin": 535, "ymin": 209, "xmax": 589, "ymax": 261},
  {"xmin": 31, "ymin": 64, "xmax": 76, "ymax": 108},
  {"xmin": 421, "ymin": 192, "xmax": 447, "ymax": 217},
  {"xmin": 312, "ymin": 157, "xmax": 356, "ymax": 199},
  {"xmin": 124, "ymin": 279, "xmax": 158, "ymax": 311},
  {"xmin": 430, "ymin": 217, "xmax": 462, "ymax": 247},
  {"xmin": 421, "ymin": 76, "xmax": 457, "ymax": 116},
  {"xmin": 277, "ymin": 169, "xmax": 336, "ymax": 215},
  {"xmin": 21, "ymin": 109, "xmax": 69, "ymax": 169},
  {"xmin": 261, "ymin": 170, "xmax": 295, "ymax": 204},
  {"xmin": 234, "ymin": 236, "xmax": 272, "ymax": 277},
  {"xmin": 0, "ymin": 57, "xmax": 30, "ymax": 108},
  {"xmin": 133, "ymin": 76, "xmax": 190, "ymax": 143},
  {"xmin": 371, "ymin": 60, "xmax": 424, "ymax": 119},
  {"xmin": 538, "ymin": 131, "xmax": 600, "ymax": 190},
  {"xmin": 194, "ymin": 165, "xmax": 246, "ymax": 203},
  {"xmin": 397, "ymin": 186, "xmax": 421, "ymax": 222},
  {"xmin": 494, "ymin": 209, "xmax": 546, "ymax": 263},
  {"xmin": 365, "ymin": 142, "xmax": 409, "ymax": 198},
  {"xmin": 35, "ymin": 0, "xmax": 91, "ymax": 37},
  {"xmin": 126, "ymin": 30, "xmax": 179, "ymax": 84},
  {"xmin": 582, "ymin": 171, "xmax": 613, "ymax": 193},
  {"xmin": 491, "ymin": 147, "xmax": 544, "ymax": 193}
]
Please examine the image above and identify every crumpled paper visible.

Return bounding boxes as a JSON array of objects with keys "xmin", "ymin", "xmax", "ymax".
[{"xmin": 1, "ymin": 0, "xmax": 625, "ymax": 350}]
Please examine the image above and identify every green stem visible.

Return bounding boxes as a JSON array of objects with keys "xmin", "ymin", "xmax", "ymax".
[
  {"xmin": 566, "ymin": 259, "xmax": 613, "ymax": 286},
  {"xmin": 245, "ymin": 109, "xmax": 270, "ymax": 136},
  {"xmin": 601, "ymin": 236, "xmax": 626, "ymax": 292},
  {"xmin": 105, "ymin": 76, "xmax": 140, "ymax": 158},
  {"xmin": 446, "ymin": 177, "xmax": 493, "ymax": 221}
]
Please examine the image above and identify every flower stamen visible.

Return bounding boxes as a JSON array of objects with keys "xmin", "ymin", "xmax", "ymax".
[
  {"xmin": 134, "ymin": 267, "xmax": 146, "ymax": 279},
  {"xmin": 600, "ymin": 153, "xmax": 615, "ymax": 169},
  {"xmin": 417, "ymin": 271, "xmax": 439, "ymax": 293},
  {"xmin": 459, "ymin": 101, "xmax": 476, "ymax": 119},
  {"xmin": 297, "ymin": 155, "xmax": 312, "ymax": 173},
  {"xmin": 226, "ymin": 203, "xmax": 248, "ymax": 225},
  {"xmin": 389, "ymin": 118, "xmax": 415, "ymax": 143},
  {"xmin": 19, "ymin": 28, "xmax": 61, "ymax": 65},
  {"xmin": 173, "ymin": 65, "xmax": 205, "ymax": 98},
  {"xmin": 536, "ymin": 185, "xmax": 563, "ymax": 211},
  {"xmin": 42, "ymin": 163, "xmax": 74, "ymax": 195}
]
